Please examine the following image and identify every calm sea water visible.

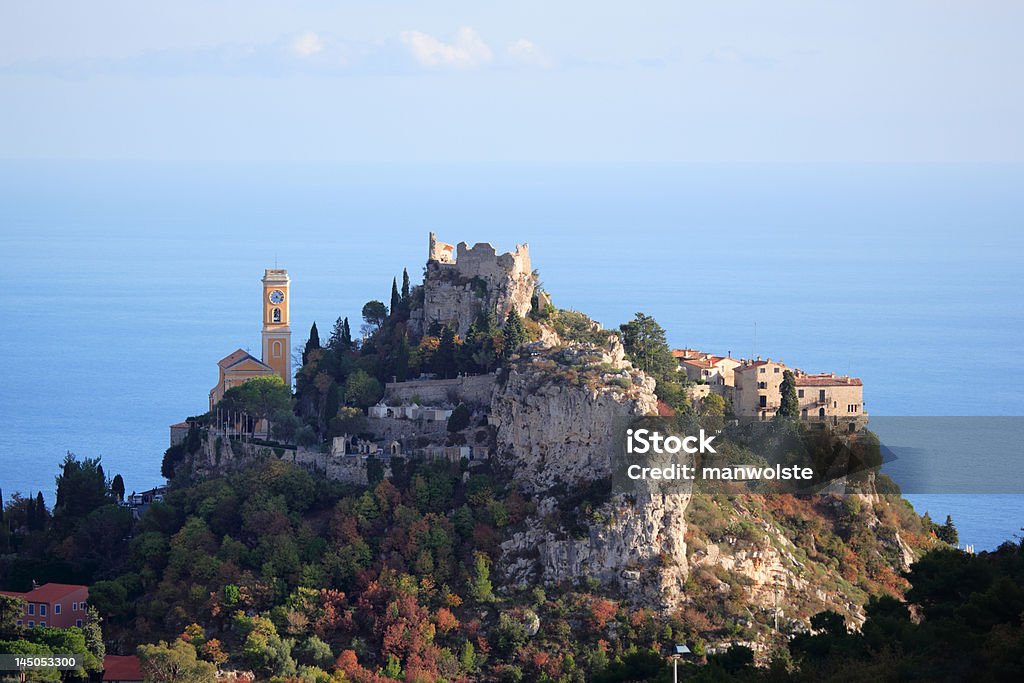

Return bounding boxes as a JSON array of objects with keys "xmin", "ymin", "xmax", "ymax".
[{"xmin": 1, "ymin": 162, "xmax": 1022, "ymax": 549}]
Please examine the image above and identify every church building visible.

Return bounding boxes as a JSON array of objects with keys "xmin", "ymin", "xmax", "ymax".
[{"xmin": 208, "ymin": 269, "xmax": 293, "ymax": 410}]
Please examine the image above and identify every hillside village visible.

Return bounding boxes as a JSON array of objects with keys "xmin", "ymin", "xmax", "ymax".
[
  {"xmin": 3, "ymin": 232, "xmax": 979, "ymax": 683},
  {"xmin": 170, "ymin": 232, "xmax": 867, "ymax": 489}
]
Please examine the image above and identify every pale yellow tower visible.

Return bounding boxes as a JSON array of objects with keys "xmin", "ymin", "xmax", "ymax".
[{"xmin": 261, "ymin": 269, "xmax": 292, "ymax": 387}]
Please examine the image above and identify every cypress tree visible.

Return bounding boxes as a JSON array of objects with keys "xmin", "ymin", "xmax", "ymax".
[
  {"xmin": 779, "ymin": 370, "xmax": 800, "ymax": 418},
  {"xmin": 304, "ymin": 322, "xmax": 321, "ymax": 363},
  {"xmin": 390, "ymin": 278, "xmax": 401, "ymax": 320},
  {"xmin": 34, "ymin": 492, "xmax": 46, "ymax": 530},
  {"xmin": 401, "ymin": 268, "xmax": 411, "ymax": 300},
  {"xmin": 435, "ymin": 326, "xmax": 459, "ymax": 379},
  {"xmin": 341, "ymin": 318, "xmax": 352, "ymax": 348},
  {"xmin": 111, "ymin": 474, "xmax": 125, "ymax": 503},
  {"xmin": 25, "ymin": 495, "xmax": 35, "ymax": 531},
  {"xmin": 393, "ymin": 334, "xmax": 411, "ymax": 382}
]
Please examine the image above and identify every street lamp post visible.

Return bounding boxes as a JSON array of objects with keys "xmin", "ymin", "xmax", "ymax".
[{"xmin": 671, "ymin": 644, "xmax": 691, "ymax": 682}]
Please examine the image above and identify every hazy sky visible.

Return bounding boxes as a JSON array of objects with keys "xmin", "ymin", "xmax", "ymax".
[{"xmin": 1, "ymin": 1, "xmax": 1021, "ymax": 162}]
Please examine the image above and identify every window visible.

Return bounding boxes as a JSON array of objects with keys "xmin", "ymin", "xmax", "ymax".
[
  {"xmin": 819, "ymin": 408, "xmax": 825, "ymax": 418},
  {"xmin": 774, "ymin": 367, "xmax": 780, "ymax": 373},
  {"xmin": 39, "ymin": 605, "xmax": 46, "ymax": 616},
  {"xmin": 759, "ymin": 367, "xmax": 766, "ymax": 374},
  {"xmin": 758, "ymin": 381, "xmax": 767, "ymax": 389},
  {"xmin": 40, "ymin": 621, "xmax": 46, "ymax": 627},
  {"xmin": 801, "ymin": 408, "xmax": 808, "ymax": 418},
  {"xmin": 76, "ymin": 619, "xmax": 83, "ymax": 627},
  {"xmin": 272, "ymin": 307, "xmax": 282, "ymax": 323},
  {"xmin": 72, "ymin": 602, "xmax": 78, "ymax": 611},
  {"xmin": 272, "ymin": 340, "xmax": 282, "ymax": 358},
  {"xmin": 27, "ymin": 604, "xmax": 34, "ymax": 615},
  {"xmin": 54, "ymin": 604, "xmax": 61, "ymax": 615},
  {"xmin": 27, "ymin": 621, "xmax": 34, "ymax": 628},
  {"xmin": 819, "ymin": 390, "xmax": 826, "ymax": 402},
  {"xmin": 798, "ymin": 389, "xmax": 804, "ymax": 398},
  {"xmin": 759, "ymin": 396, "xmax": 767, "ymax": 408},
  {"xmin": 16, "ymin": 620, "xmax": 22, "ymax": 626}
]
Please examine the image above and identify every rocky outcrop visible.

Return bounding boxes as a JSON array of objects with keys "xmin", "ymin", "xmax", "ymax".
[
  {"xmin": 492, "ymin": 339, "xmax": 691, "ymax": 608},
  {"xmin": 490, "ymin": 339, "xmax": 655, "ymax": 490},
  {"xmin": 412, "ymin": 235, "xmax": 535, "ymax": 337}
]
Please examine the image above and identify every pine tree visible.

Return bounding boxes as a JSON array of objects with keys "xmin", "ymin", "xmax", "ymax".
[
  {"xmin": 469, "ymin": 552, "xmax": 495, "ymax": 603},
  {"xmin": 503, "ymin": 309, "xmax": 527, "ymax": 358},
  {"xmin": 390, "ymin": 278, "xmax": 401, "ymax": 320},
  {"xmin": 936, "ymin": 515, "xmax": 959, "ymax": 546},
  {"xmin": 401, "ymin": 268, "xmax": 411, "ymax": 300},
  {"xmin": 328, "ymin": 317, "xmax": 346, "ymax": 350}
]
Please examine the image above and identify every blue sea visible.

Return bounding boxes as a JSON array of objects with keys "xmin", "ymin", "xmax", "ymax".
[{"xmin": 1, "ymin": 162, "xmax": 1022, "ymax": 549}]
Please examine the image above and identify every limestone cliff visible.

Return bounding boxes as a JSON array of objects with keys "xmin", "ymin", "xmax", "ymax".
[
  {"xmin": 488, "ymin": 329, "xmax": 927, "ymax": 632},
  {"xmin": 490, "ymin": 335, "xmax": 692, "ymax": 608}
]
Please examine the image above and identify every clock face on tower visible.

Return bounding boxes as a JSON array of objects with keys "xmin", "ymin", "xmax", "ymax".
[{"xmin": 269, "ymin": 289, "xmax": 285, "ymax": 304}]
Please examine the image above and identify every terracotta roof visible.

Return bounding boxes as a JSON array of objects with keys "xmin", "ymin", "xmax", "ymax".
[
  {"xmin": 169, "ymin": 422, "xmax": 190, "ymax": 429},
  {"xmin": 6, "ymin": 583, "xmax": 87, "ymax": 603},
  {"xmin": 672, "ymin": 348, "xmax": 703, "ymax": 359},
  {"xmin": 795, "ymin": 374, "xmax": 862, "ymax": 387},
  {"xmin": 683, "ymin": 359, "xmax": 714, "ymax": 369},
  {"xmin": 103, "ymin": 655, "xmax": 144, "ymax": 682}
]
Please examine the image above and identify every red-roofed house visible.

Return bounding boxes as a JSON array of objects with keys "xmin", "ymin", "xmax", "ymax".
[
  {"xmin": 102, "ymin": 655, "xmax": 144, "ymax": 683},
  {"xmin": 672, "ymin": 348, "xmax": 706, "ymax": 362},
  {"xmin": 681, "ymin": 355, "xmax": 741, "ymax": 392},
  {"xmin": 0, "ymin": 583, "xmax": 88, "ymax": 629}
]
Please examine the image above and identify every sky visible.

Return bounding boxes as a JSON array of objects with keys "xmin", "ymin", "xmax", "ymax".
[{"xmin": 0, "ymin": 1, "xmax": 1022, "ymax": 162}]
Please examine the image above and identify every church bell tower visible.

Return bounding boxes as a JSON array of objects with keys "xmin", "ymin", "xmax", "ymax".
[{"xmin": 261, "ymin": 269, "xmax": 292, "ymax": 387}]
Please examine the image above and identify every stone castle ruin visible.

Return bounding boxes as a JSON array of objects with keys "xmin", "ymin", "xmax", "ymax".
[{"xmin": 412, "ymin": 232, "xmax": 535, "ymax": 337}]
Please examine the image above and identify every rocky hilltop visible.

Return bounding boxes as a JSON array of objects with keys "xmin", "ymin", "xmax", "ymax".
[
  {"xmin": 157, "ymin": 232, "xmax": 937, "ymax": 670},
  {"xmin": 489, "ymin": 334, "xmax": 689, "ymax": 609},
  {"xmin": 483, "ymin": 320, "xmax": 922, "ymax": 632}
]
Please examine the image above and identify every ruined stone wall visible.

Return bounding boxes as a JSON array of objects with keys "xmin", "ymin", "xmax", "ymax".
[
  {"xmin": 419, "ymin": 233, "xmax": 535, "ymax": 337},
  {"xmin": 385, "ymin": 373, "xmax": 497, "ymax": 408}
]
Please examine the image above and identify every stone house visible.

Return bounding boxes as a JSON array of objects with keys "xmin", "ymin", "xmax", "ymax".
[
  {"xmin": 733, "ymin": 359, "xmax": 789, "ymax": 420},
  {"xmin": 794, "ymin": 372, "xmax": 866, "ymax": 429}
]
